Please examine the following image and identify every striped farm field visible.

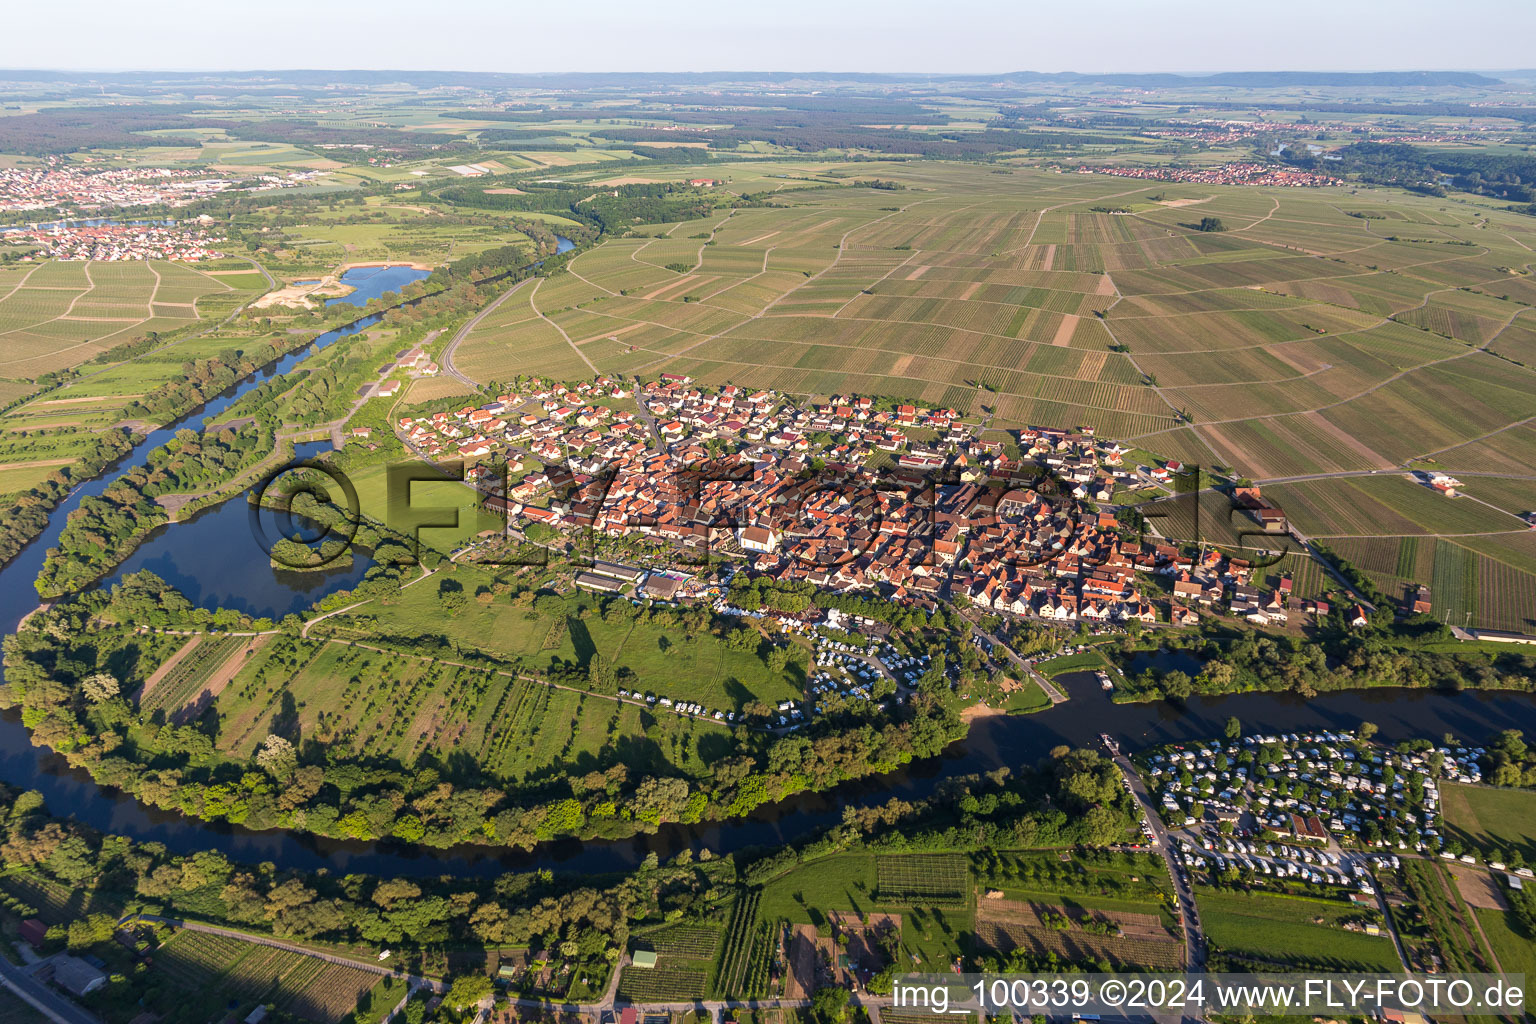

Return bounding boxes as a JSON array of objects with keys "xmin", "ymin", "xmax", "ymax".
[
  {"xmin": 436, "ymin": 165, "xmax": 1536, "ymax": 589},
  {"xmin": 157, "ymin": 929, "xmax": 375, "ymax": 1022},
  {"xmin": 138, "ymin": 634, "xmax": 256, "ymax": 718},
  {"xmin": 0, "ymin": 259, "xmax": 256, "ymax": 380},
  {"xmin": 1266, "ymin": 476, "xmax": 1525, "ymax": 538},
  {"xmin": 618, "ymin": 965, "xmax": 710, "ymax": 1001}
]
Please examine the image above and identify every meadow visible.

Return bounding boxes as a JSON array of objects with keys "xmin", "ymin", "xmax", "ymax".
[
  {"xmin": 1194, "ymin": 887, "xmax": 1400, "ymax": 971},
  {"xmin": 756, "ymin": 850, "xmax": 976, "ymax": 969},
  {"xmin": 1440, "ymin": 782, "xmax": 1536, "ymax": 862},
  {"xmin": 201, "ymin": 572, "xmax": 803, "ymax": 785}
]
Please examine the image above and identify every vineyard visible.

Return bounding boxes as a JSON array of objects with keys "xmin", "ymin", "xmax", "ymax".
[
  {"xmin": 644, "ymin": 923, "xmax": 721, "ymax": 960},
  {"xmin": 713, "ymin": 890, "xmax": 761, "ymax": 997},
  {"xmin": 156, "ymin": 929, "xmax": 377, "ymax": 1022},
  {"xmin": 876, "ymin": 854, "xmax": 971, "ymax": 905},
  {"xmin": 617, "ymin": 965, "xmax": 710, "ymax": 1002},
  {"xmin": 0, "ymin": 871, "xmax": 107, "ymax": 922},
  {"xmin": 139, "ymin": 635, "xmax": 249, "ymax": 717}
]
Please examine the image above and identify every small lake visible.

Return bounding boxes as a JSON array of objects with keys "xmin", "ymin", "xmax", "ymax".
[
  {"xmin": 1124, "ymin": 648, "xmax": 1207, "ymax": 677},
  {"xmin": 325, "ymin": 265, "xmax": 431, "ymax": 307},
  {"xmin": 100, "ymin": 445, "xmax": 377, "ymax": 620}
]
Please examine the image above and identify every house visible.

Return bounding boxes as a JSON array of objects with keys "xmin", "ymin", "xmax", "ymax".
[
  {"xmin": 591, "ymin": 561, "xmax": 645, "ymax": 586},
  {"xmin": 43, "ymin": 954, "xmax": 107, "ymax": 997},
  {"xmin": 1233, "ymin": 486, "xmax": 1287, "ymax": 532},
  {"xmin": 1349, "ymin": 605, "xmax": 1371, "ymax": 628},
  {"xmin": 19, "ymin": 919, "xmax": 46, "ymax": 950},
  {"xmin": 575, "ymin": 572, "xmax": 627, "ymax": 594},
  {"xmin": 1409, "ymin": 585, "xmax": 1432, "ymax": 616},
  {"xmin": 738, "ymin": 525, "xmax": 780, "ymax": 553},
  {"xmin": 643, "ymin": 574, "xmax": 686, "ymax": 601},
  {"xmin": 1468, "ymin": 628, "xmax": 1536, "ymax": 645},
  {"xmin": 631, "ymin": 950, "xmax": 658, "ymax": 969}
]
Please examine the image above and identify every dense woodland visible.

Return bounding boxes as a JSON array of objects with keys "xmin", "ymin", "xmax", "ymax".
[{"xmin": 1282, "ymin": 141, "xmax": 1536, "ymax": 201}]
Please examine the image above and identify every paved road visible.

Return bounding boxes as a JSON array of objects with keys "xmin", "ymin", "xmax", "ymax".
[
  {"xmin": 0, "ymin": 954, "xmax": 101, "ymax": 1024},
  {"xmin": 440, "ymin": 278, "xmax": 532, "ymax": 387},
  {"xmin": 1105, "ymin": 742, "xmax": 1207, "ymax": 977},
  {"xmin": 961, "ymin": 613, "xmax": 1068, "ymax": 703}
]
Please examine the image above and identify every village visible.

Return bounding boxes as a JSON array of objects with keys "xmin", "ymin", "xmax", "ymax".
[
  {"xmin": 1087, "ymin": 161, "xmax": 1344, "ymax": 187},
  {"xmin": 5, "ymin": 220, "xmax": 227, "ymax": 260},
  {"xmin": 0, "ymin": 160, "xmax": 322, "ymax": 215},
  {"xmin": 380, "ymin": 371, "xmax": 1383, "ymax": 642}
]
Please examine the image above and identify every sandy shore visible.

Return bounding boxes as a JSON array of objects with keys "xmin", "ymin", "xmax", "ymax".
[{"xmin": 960, "ymin": 701, "xmax": 1008, "ymax": 722}]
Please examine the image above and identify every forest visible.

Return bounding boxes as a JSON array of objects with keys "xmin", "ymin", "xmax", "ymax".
[{"xmin": 1282, "ymin": 141, "xmax": 1536, "ymax": 201}]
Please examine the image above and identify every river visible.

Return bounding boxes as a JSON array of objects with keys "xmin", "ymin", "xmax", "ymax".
[{"xmin": 0, "ymin": 243, "xmax": 1533, "ymax": 879}]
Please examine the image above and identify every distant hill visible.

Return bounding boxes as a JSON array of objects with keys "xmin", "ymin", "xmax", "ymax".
[
  {"xmin": 1017, "ymin": 70, "xmax": 1503, "ymax": 87},
  {"xmin": 0, "ymin": 68, "xmax": 1506, "ymax": 89}
]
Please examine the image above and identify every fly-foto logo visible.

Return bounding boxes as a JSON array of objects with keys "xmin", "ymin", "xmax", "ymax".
[{"xmin": 247, "ymin": 453, "xmax": 1301, "ymax": 574}]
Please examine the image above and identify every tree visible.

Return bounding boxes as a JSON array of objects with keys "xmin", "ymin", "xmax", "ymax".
[
  {"xmin": 1359, "ymin": 721, "xmax": 1379, "ymax": 741},
  {"xmin": 1224, "ymin": 716, "xmax": 1242, "ymax": 741},
  {"xmin": 1197, "ymin": 216, "xmax": 1227, "ymax": 232},
  {"xmin": 81, "ymin": 673, "xmax": 119, "ymax": 705},
  {"xmin": 588, "ymin": 652, "xmax": 617, "ymax": 694},
  {"xmin": 444, "ymin": 974, "xmax": 493, "ymax": 1010},
  {"xmin": 254, "ymin": 734, "xmax": 297, "ymax": 778},
  {"xmin": 811, "ymin": 985, "xmax": 851, "ymax": 1024},
  {"xmin": 437, "ymin": 578, "xmax": 467, "ymax": 614}
]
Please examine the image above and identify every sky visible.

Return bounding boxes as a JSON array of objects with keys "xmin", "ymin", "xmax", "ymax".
[{"xmin": 6, "ymin": 0, "xmax": 1535, "ymax": 75}]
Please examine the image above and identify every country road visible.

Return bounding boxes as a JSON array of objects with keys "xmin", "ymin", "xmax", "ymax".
[
  {"xmin": 1105, "ymin": 740, "xmax": 1208, "ymax": 978},
  {"xmin": 440, "ymin": 278, "xmax": 533, "ymax": 387}
]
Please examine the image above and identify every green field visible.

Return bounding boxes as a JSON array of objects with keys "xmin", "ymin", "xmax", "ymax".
[
  {"xmin": 1474, "ymin": 906, "xmax": 1536, "ymax": 980},
  {"xmin": 1196, "ymin": 887, "xmax": 1400, "ymax": 971},
  {"xmin": 1440, "ymin": 782, "xmax": 1536, "ymax": 862},
  {"xmin": 336, "ymin": 568, "xmax": 809, "ymax": 710}
]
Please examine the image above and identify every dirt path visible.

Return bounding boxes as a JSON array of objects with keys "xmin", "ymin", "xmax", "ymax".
[
  {"xmin": 172, "ymin": 634, "xmax": 272, "ymax": 725},
  {"xmin": 135, "ymin": 635, "xmax": 201, "ymax": 704}
]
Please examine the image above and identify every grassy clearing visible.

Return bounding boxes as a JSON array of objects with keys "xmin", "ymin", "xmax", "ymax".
[
  {"xmin": 1440, "ymin": 782, "xmax": 1536, "ymax": 863},
  {"xmin": 1195, "ymin": 887, "xmax": 1400, "ymax": 971}
]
